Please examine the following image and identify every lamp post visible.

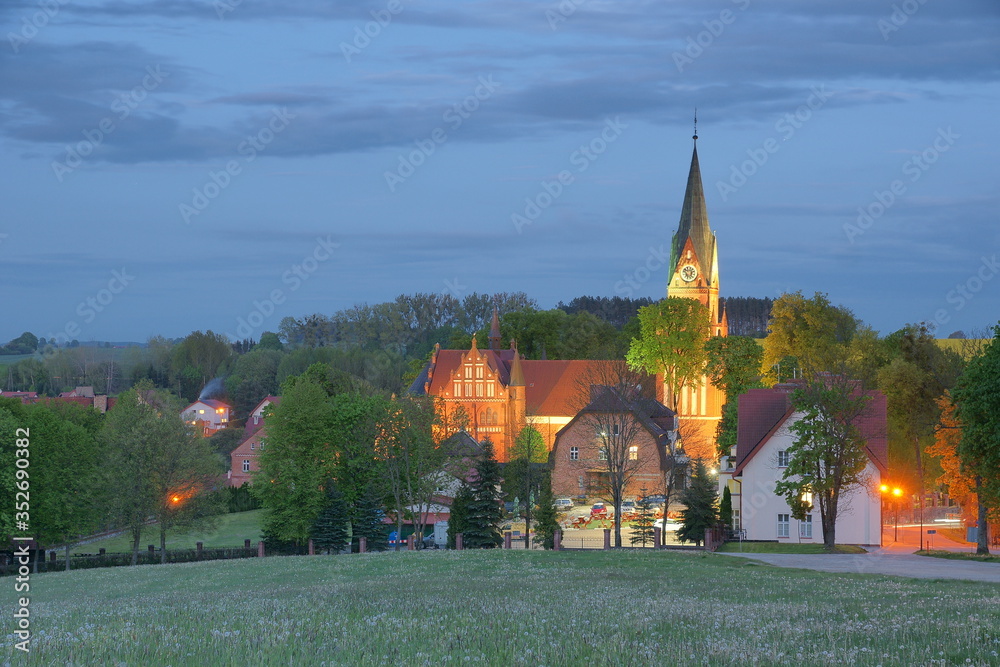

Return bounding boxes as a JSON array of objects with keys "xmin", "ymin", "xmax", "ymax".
[
  {"xmin": 892, "ymin": 487, "xmax": 903, "ymax": 543},
  {"xmin": 879, "ymin": 484, "xmax": 888, "ymax": 545}
]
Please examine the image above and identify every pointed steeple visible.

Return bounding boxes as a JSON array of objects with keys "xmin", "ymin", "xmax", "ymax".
[
  {"xmin": 509, "ymin": 346, "xmax": 525, "ymax": 387},
  {"xmin": 670, "ymin": 133, "xmax": 715, "ymax": 281},
  {"xmin": 489, "ymin": 306, "xmax": 502, "ymax": 350}
]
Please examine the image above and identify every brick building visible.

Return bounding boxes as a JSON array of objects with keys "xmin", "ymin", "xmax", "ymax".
[
  {"xmin": 228, "ymin": 396, "xmax": 279, "ymax": 487},
  {"xmin": 550, "ymin": 386, "xmax": 680, "ymax": 500}
]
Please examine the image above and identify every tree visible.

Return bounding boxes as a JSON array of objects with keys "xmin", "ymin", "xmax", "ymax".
[
  {"xmin": 719, "ymin": 485, "xmax": 733, "ymax": 530},
  {"xmin": 927, "ymin": 394, "xmax": 978, "ymax": 524},
  {"xmin": 706, "ymin": 336, "xmax": 765, "ymax": 456},
  {"xmin": 257, "ymin": 332, "xmax": 284, "ymax": 351},
  {"xmin": 504, "ymin": 425, "xmax": 548, "ymax": 548},
  {"xmin": 447, "ymin": 482, "xmax": 473, "ymax": 549},
  {"xmin": 463, "ymin": 440, "xmax": 503, "ymax": 549},
  {"xmin": 626, "ymin": 297, "xmax": 711, "ymax": 413},
  {"xmin": 311, "ymin": 483, "xmax": 351, "ymax": 554},
  {"xmin": 762, "ymin": 292, "xmax": 861, "ymax": 381},
  {"xmin": 630, "ymin": 495, "xmax": 655, "ymax": 547},
  {"xmin": 352, "ymin": 482, "xmax": 388, "ymax": 552},
  {"xmin": 774, "ymin": 378, "xmax": 876, "ymax": 550},
  {"xmin": 169, "ymin": 330, "xmax": 233, "ymax": 401},
  {"xmin": 571, "ymin": 360, "xmax": 659, "ymax": 547},
  {"xmin": 952, "ymin": 324, "xmax": 1000, "ymax": 555},
  {"xmin": 225, "ymin": 348, "xmax": 283, "ymax": 418},
  {"xmin": 533, "ymin": 472, "xmax": 560, "ymax": 550},
  {"xmin": 381, "ymin": 395, "xmax": 446, "ymax": 550},
  {"xmin": 676, "ymin": 460, "xmax": 718, "ymax": 546}
]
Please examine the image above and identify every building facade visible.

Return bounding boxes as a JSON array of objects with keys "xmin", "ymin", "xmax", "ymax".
[{"xmin": 665, "ymin": 133, "xmax": 728, "ymax": 460}]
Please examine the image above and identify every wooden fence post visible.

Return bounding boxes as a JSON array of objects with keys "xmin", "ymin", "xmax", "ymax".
[
  {"xmin": 456, "ymin": 534, "xmax": 463, "ymax": 551},
  {"xmin": 359, "ymin": 537, "xmax": 367, "ymax": 554},
  {"xmin": 308, "ymin": 539, "xmax": 315, "ymax": 555},
  {"xmin": 257, "ymin": 541, "xmax": 265, "ymax": 558},
  {"xmin": 654, "ymin": 526, "xmax": 662, "ymax": 549},
  {"xmin": 603, "ymin": 529, "xmax": 611, "ymax": 550},
  {"xmin": 553, "ymin": 530, "xmax": 562, "ymax": 551}
]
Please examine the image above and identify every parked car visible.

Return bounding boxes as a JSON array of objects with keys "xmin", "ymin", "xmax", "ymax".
[
  {"xmin": 620, "ymin": 500, "xmax": 636, "ymax": 513},
  {"xmin": 640, "ymin": 494, "xmax": 667, "ymax": 506},
  {"xmin": 591, "ymin": 502, "xmax": 608, "ymax": 516},
  {"xmin": 654, "ymin": 518, "xmax": 682, "ymax": 533},
  {"xmin": 554, "ymin": 498, "xmax": 574, "ymax": 512}
]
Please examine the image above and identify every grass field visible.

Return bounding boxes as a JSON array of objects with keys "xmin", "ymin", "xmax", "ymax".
[
  {"xmin": 4, "ymin": 549, "xmax": 999, "ymax": 665},
  {"xmin": 716, "ymin": 542, "xmax": 866, "ymax": 554},
  {"xmin": 76, "ymin": 510, "xmax": 264, "ymax": 553}
]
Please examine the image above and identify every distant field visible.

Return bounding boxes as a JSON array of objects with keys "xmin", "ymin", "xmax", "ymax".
[
  {"xmin": 4, "ymin": 549, "xmax": 998, "ymax": 664},
  {"xmin": 77, "ymin": 510, "xmax": 264, "ymax": 554}
]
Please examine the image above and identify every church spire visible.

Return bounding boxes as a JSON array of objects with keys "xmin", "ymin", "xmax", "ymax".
[
  {"xmin": 509, "ymin": 346, "xmax": 525, "ymax": 387},
  {"xmin": 489, "ymin": 306, "xmax": 502, "ymax": 350},
  {"xmin": 669, "ymin": 131, "xmax": 715, "ymax": 282}
]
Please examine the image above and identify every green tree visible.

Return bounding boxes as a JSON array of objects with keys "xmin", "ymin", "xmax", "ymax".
[
  {"xmin": 504, "ymin": 425, "xmax": 547, "ymax": 548},
  {"xmin": 706, "ymin": 336, "xmax": 765, "ymax": 456},
  {"xmin": 719, "ymin": 485, "xmax": 733, "ymax": 529},
  {"xmin": 447, "ymin": 482, "xmax": 473, "ymax": 549},
  {"xmin": 311, "ymin": 482, "xmax": 351, "ymax": 554},
  {"xmin": 352, "ymin": 482, "xmax": 388, "ymax": 552},
  {"xmin": 676, "ymin": 460, "xmax": 718, "ymax": 547},
  {"xmin": 774, "ymin": 378, "xmax": 874, "ymax": 550},
  {"xmin": 169, "ymin": 330, "xmax": 233, "ymax": 401},
  {"xmin": 463, "ymin": 440, "xmax": 503, "ymax": 549},
  {"xmin": 532, "ymin": 472, "xmax": 560, "ymax": 550},
  {"xmin": 630, "ymin": 495, "xmax": 655, "ymax": 547},
  {"xmin": 762, "ymin": 292, "xmax": 861, "ymax": 381},
  {"xmin": 225, "ymin": 348, "xmax": 283, "ymax": 418},
  {"xmin": 257, "ymin": 332, "xmax": 284, "ymax": 351},
  {"xmin": 626, "ymin": 297, "xmax": 711, "ymax": 413},
  {"xmin": 952, "ymin": 324, "xmax": 1000, "ymax": 555}
]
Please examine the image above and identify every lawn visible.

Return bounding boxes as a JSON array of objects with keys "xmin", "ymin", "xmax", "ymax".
[
  {"xmin": 716, "ymin": 542, "xmax": 867, "ymax": 554},
  {"xmin": 4, "ymin": 549, "xmax": 999, "ymax": 665},
  {"xmin": 917, "ymin": 549, "xmax": 1000, "ymax": 563},
  {"xmin": 75, "ymin": 510, "xmax": 264, "ymax": 554}
]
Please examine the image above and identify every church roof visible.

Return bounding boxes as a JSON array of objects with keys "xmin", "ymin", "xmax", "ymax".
[{"xmin": 670, "ymin": 138, "xmax": 716, "ymax": 279}]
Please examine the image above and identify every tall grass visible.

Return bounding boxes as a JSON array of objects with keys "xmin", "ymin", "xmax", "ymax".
[{"xmin": 3, "ymin": 549, "xmax": 998, "ymax": 665}]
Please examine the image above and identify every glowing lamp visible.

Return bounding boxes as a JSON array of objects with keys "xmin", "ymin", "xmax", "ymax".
[{"xmin": 892, "ymin": 487, "xmax": 902, "ymax": 497}]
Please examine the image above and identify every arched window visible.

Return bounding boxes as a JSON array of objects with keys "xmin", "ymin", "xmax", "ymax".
[{"xmin": 484, "ymin": 408, "xmax": 498, "ymax": 426}]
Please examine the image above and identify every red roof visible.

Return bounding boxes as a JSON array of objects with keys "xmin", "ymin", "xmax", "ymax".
[{"xmin": 733, "ymin": 383, "xmax": 888, "ymax": 476}]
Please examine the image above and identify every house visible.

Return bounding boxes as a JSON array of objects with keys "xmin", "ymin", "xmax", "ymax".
[
  {"xmin": 408, "ymin": 316, "xmax": 622, "ymax": 461},
  {"xmin": 718, "ymin": 383, "xmax": 887, "ymax": 546},
  {"xmin": 228, "ymin": 396, "xmax": 280, "ymax": 487},
  {"xmin": 181, "ymin": 399, "xmax": 232, "ymax": 436},
  {"xmin": 5, "ymin": 389, "xmax": 115, "ymax": 413},
  {"xmin": 550, "ymin": 386, "xmax": 682, "ymax": 501}
]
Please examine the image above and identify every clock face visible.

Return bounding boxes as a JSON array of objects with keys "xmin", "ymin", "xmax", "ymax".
[{"xmin": 680, "ymin": 264, "xmax": 698, "ymax": 282}]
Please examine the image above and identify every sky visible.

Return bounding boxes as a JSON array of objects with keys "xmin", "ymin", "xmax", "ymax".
[{"xmin": 1, "ymin": 0, "xmax": 998, "ymax": 344}]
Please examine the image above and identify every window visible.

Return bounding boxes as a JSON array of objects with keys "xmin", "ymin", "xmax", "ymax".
[
  {"xmin": 242, "ymin": 460, "xmax": 250, "ymax": 473},
  {"xmin": 465, "ymin": 383, "xmax": 472, "ymax": 397},
  {"xmin": 259, "ymin": 442, "xmax": 264, "ymax": 451},
  {"xmin": 475, "ymin": 383, "xmax": 484, "ymax": 397},
  {"xmin": 777, "ymin": 450, "xmax": 790, "ymax": 467},
  {"xmin": 732, "ymin": 509, "xmax": 741, "ymax": 531},
  {"xmin": 454, "ymin": 383, "xmax": 462, "ymax": 397},
  {"xmin": 628, "ymin": 445, "xmax": 638, "ymax": 461},
  {"xmin": 198, "ymin": 409, "xmax": 205, "ymax": 414},
  {"xmin": 777, "ymin": 514, "xmax": 790, "ymax": 538},
  {"xmin": 484, "ymin": 408, "xmax": 498, "ymax": 426},
  {"xmin": 464, "ymin": 365, "xmax": 473, "ymax": 379},
  {"xmin": 476, "ymin": 366, "xmax": 484, "ymax": 379},
  {"xmin": 250, "ymin": 442, "xmax": 255, "ymax": 451},
  {"xmin": 569, "ymin": 446, "xmax": 579, "ymax": 461},
  {"xmin": 613, "ymin": 424, "xmax": 621, "ymax": 437},
  {"xmin": 486, "ymin": 383, "xmax": 495, "ymax": 398},
  {"xmin": 598, "ymin": 447, "xmax": 608, "ymax": 461},
  {"xmin": 799, "ymin": 515, "xmax": 813, "ymax": 539}
]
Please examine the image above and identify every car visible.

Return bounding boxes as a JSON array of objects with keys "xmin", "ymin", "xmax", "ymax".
[
  {"xmin": 620, "ymin": 500, "xmax": 636, "ymax": 513},
  {"xmin": 554, "ymin": 498, "xmax": 574, "ymax": 511},
  {"xmin": 653, "ymin": 518, "xmax": 682, "ymax": 532},
  {"xmin": 591, "ymin": 502, "xmax": 608, "ymax": 516},
  {"xmin": 640, "ymin": 494, "xmax": 667, "ymax": 506}
]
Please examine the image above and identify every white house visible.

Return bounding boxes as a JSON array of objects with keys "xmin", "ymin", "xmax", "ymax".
[
  {"xmin": 718, "ymin": 383, "xmax": 887, "ymax": 547},
  {"xmin": 181, "ymin": 399, "xmax": 232, "ymax": 436}
]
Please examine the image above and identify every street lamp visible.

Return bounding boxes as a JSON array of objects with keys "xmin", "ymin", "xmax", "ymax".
[{"xmin": 892, "ymin": 487, "xmax": 903, "ymax": 542}]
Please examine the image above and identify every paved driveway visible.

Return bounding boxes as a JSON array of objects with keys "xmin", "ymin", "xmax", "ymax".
[{"xmin": 717, "ymin": 549, "xmax": 1000, "ymax": 583}]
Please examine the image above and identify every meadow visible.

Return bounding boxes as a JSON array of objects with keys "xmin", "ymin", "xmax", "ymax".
[
  {"xmin": 76, "ymin": 510, "xmax": 264, "ymax": 553},
  {"xmin": 4, "ymin": 549, "xmax": 999, "ymax": 665}
]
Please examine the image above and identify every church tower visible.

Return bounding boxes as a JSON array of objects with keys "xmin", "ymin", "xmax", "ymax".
[{"xmin": 666, "ymin": 127, "xmax": 727, "ymax": 460}]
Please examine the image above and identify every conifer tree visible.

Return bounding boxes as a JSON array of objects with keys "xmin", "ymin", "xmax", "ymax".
[
  {"xmin": 533, "ymin": 473, "xmax": 560, "ymax": 550},
  {"xmin": 352, "ymin": 483, "xmax": 388, "ymax": 552},
  {"xmin": 676, "ymin": 461, "xmax": 718, "ymax": 547},
  {"xmin": 719, "ymin": 485, "xmax": 733, "ymax": 529},
  {"xmin": 448, "ymin": 483, "xmax": 473, "ymax": 549},
  {"xmin": 311, "ymin": 483, "xmax": 350, "ymax": 554},
  {"xmin": 630, "ymin": 496, "xmax": 655, "ymax": 547},
  {"xmin": 463, "ymin": 439, "xmax": 503, "ymax": 549}
]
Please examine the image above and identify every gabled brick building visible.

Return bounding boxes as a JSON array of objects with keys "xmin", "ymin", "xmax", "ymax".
[{"xmin": 228, "ymin": 396, "xmax": 280, "ymax": 487}]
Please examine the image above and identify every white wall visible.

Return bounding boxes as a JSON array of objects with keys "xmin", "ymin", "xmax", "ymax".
[{"xmin": 737, "ymin": 415, "xmax": 882, "ymax": 546}]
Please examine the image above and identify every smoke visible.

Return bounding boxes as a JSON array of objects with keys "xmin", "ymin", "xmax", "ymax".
[{"xmin": 199, "ymin": 377, "xmax": 226, "ymax": 401}]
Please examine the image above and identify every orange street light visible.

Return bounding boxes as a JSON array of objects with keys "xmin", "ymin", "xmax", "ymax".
[{"xmin": 171, "ymin": 495, "xmax": 181, "ymax": 504}]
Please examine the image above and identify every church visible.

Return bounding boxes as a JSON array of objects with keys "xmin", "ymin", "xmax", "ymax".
[{"xmin": 410, "ymin": 130, "xmax": 728, "ymax": 463}]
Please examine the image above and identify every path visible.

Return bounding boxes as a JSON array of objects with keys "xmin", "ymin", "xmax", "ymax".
[{"xmin": 718, "ymin": 548, "xmax": 1000, "ymax": 583}]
